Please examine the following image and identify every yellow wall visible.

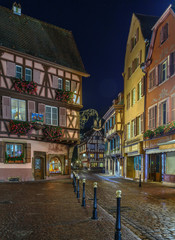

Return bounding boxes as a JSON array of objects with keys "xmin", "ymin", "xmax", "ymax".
[{"xmin": 123, "ymin": 14, "xmax": 146, "ymax": 144}]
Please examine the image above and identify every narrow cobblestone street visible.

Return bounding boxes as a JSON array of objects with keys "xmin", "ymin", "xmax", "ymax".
[
  {"xmin": 0, "ymin": 171, "xmax": 175, "ymax": 240},
  {"xmin": 78, "ymin": 170, "xmax": 175, "ymax": 240}
]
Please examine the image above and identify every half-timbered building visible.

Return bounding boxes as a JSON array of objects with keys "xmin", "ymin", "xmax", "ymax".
[
  {"xmin": 0, "ymin": 4, "xmax": 89, "ymax": 181},
  {"xmin": 78, "ymin": 122, "xmax": 105, "ymax": 170},
  {"xmin": 103, "ymin": 92, "xmax": 124, "ymax": 176}
]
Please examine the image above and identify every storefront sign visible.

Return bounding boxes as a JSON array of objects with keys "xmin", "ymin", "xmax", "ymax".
[{"xmin": 32, "ymin": 113, "xmax": 43, "ymax": 122}]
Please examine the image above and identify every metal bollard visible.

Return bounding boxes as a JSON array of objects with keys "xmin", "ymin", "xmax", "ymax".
[
  {"xmin": 139, "ymin": 174, "xmax": 141, "ymax": 187},
  {"xmin": 92, "ymin": 182, "xmax": 98, "ymax": 220},
  {"xmin": 77, "ymin": 176, "xmax": 80, "ymax": 199},
  {"xmin": 72, "ymin": 172, "xmax": 75, "ymax": 187},
  {"xmin": 81, "ymin": 179, "xmax": 86, "ymax": 207},
  {"xmin": 74, "ymin": 174, "xmax": 77, "ymax": 193},
  {"xmin": 115, "ymin": 190, "xmax": 122, "ymax": 240}
]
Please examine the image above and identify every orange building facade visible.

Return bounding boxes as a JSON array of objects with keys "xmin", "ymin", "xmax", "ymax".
[{"xmin": 144, "ymin": 5, "xmax": 175, "ymax": 183}]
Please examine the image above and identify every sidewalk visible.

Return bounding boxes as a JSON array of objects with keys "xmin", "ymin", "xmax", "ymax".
[{"xmin": 0, "ymin": 178, "xmax": 140, "ymax": 240}]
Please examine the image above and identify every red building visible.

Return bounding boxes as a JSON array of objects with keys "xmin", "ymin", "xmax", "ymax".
[
  {"xmin": 0, "ymin": 4, "xmax": 88, "ymax": 181},
  {"xmin": 144, "ymin": 4, "xmax": 175, "ymax": 183}
]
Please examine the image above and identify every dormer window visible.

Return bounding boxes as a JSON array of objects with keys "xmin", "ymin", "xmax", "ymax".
[
  {"xmin": 160, "ymin": 23, "xmax": 168, "ymax": 44},
  {"xmin": 12, "ymin": 2, "xmax": 21, "ymax": 16}
]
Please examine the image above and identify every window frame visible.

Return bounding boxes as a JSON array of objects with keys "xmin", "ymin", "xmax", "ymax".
[
  {"xmin": 11, "ymin": 98, "xmax": 26, "ymax": 121},
  {"xmin": 16, "ymin": 65, "xmax": 23, "ymax": 79},
  {"xmin": 25, "ymin": 68, "xmax": 32, "ymax": 81},
  {"xmin": 45, "ymin": 105, "xmax": 58, "ymax": 126},
  {"xmin": 58, "ymin": 78, "xmax": 63, "ymax": 90},
  {"xmin": 65, "ymin": 80, "xmax": 71, "ymax": 91},
  {"xmin": 6, "ymin": 143, "xmax": 23, "ymax": 158}
]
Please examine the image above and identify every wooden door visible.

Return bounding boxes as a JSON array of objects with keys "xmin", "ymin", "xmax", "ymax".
[{"xmin": 34, "ymin": 156, "xmax": 44, "ymax": 180}]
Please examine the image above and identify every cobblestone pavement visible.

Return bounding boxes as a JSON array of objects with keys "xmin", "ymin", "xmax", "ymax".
[
  {"xmin": 0, "ymin": 178, "xmax": 139, "ymax": 240},
  {"xmin": 77, "ymin": 170, "xmax": 175, "ymax": 240}
]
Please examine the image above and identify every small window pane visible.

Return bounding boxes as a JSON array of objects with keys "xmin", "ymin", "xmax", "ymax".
[
  {"xmin": 6, "ymin": 144, "xmax": 13, "ymax": 157},
  {"xmin": 14, "ymin": 144, "xmax": 22, "ymax": 157},
  {"xmin": 11, "ymin": 99, "xmax": 18, "ymax": 120},
  {"xmin": 46, "ymin": 106, "xmax": 51, "ymax": 125},
  {"xmin": 65, "ymin": 80, "xmax": 70, "ymax": 91},
  {"xmin": 58, "ymin": 78, "xmax": 63, "ymax": 90},
  {"xmin": 19, "ymin": 100, "xmax": 26, "ymax": 121},
  {"xmin": 16, "ymin": 65, "xmax": 22, "ymax": 79},
  {"xmin": 25, "ymin": 68, "xmax": 32, "ymax": 81},
  {"xmin": 52, "ymin": 107, "xmax": 58, "ymax": 126}
]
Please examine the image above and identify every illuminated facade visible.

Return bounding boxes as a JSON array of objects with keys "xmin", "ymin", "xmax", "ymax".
[
  {"xmin": 0, "ymin": 4, "xmax": 88, "ymax": 181},
  {"xmin": 144, "ymin": 4, "xmax": 175, "ymax": 183},
  {"xmin": 123, "ymin": 13, "xmax": 158, "ymax": 180},
  {"xmin": 103, "ymin": 92, "xmax": 124, "ymax": 176}
]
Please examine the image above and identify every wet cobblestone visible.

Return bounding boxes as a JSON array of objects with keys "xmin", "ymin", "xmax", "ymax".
[{"xmin": 77, "ymin": 171, "xmax": 175, "ymax": 240}]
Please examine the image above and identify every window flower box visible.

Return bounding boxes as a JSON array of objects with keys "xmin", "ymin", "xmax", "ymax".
[
  {"xmin": 55, "ymin": 89, "xmax": 73, "ymax": 103},
  {"xmin": 42, "ymin": 125, "xmax": 63, "ymax": 142},
  {"xmin": 10, "ymin": 120, "xmax": 32, "ymax": 135},
  {"xmin": 13, "ymin": 78, "xmax": 37, "ymax": 95},
  {"xmin": 5, "ymin": 152, "xmax": 24, "ymax": 163}
]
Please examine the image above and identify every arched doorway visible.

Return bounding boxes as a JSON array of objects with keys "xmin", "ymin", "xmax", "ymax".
[{"xmin": 49, "ymin": 157, "xmax": 62, "ymax": 174}]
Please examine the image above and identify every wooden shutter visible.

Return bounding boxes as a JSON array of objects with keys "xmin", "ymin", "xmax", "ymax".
[
  {"xmin": 6, "ymin": 61, "xmax": 15, "ymax": 77},
  {"xmin": 134, "ymin": 118, "xmax": 137, "ymax": 136},
  {"xmin": 159, "ymin": 103, "xmax": 162, "ymax": 126},
  {"xmin": 149, "ymin": 109, "xmax": 151, "ymax": 129},
  {"xmin": 28, "ymin": 101, "xmax": 35, "ymax": 121},
  {"xmin": 52, "ymin": 75, "xmax": 58, "ymax": 89},
  {"xmin": 139, "ymin": 50, "xmax": 142, "ymax": 64},
  {"xmin": 155, "ymin": 67, "xmax": 158, "ymax": 86},
  {"xmin": 141, "ymin": 77, "xmax": 144, "ymax": 97},
  {"xmin": 59, "ymin": 107, "xmax": 67, "ymax": 127},
  {"xmin": 25, "ymin": 143, "xmax": 31, "ymax": 163},
  {"xmin": 0, "ymin": 142, "xmax": 5, "ymax": 163},
  {"xmin": 33, "ymin": 69, "xmax": 40, "ymax": 84},
  {"xmin": 141, "ymin": 113, "xmax": 144, "ymax": 133},
  {"xmin": 38, "ymin": 103, "xmax": 45, "ymax": 123},
  {"xmin": 155, "ymin": 106, "xmax": 157, "ymax": 128},
  {"xmin": 158, "ymin": 64, "xmax": 162, "ymax": 84},
  {"xmin": 164, "ymin": 23, "xmax": 168, "ymax": 40},
  {"xmin": 124, "ymin": 125, "xmax": 127, "ymax": 140},
  {"xmin": 2, "ymin": 96, "xmax": 11, "ymax": 119},
  {"xmin": 166, "ymin": 98, "xmax": 170, "ymax": 123},
  {"xmin": 160, "ymin": 27, "xmax": 163, "ymax": 44}
]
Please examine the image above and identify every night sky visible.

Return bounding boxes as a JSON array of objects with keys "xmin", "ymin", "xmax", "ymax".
[{"xmin": 0, "ymin": 0, "xmax": 173, "ymax": 117}]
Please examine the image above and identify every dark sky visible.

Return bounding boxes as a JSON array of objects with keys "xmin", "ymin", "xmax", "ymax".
[{"xmin": 0, "ymin": 0, "xmax": 173, "ymax": 117}]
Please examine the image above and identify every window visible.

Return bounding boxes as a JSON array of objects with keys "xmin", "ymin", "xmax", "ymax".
[
  {"xmin": 45, "ymin": 106, "xmax": 58, "ymax": 126},
  {"xmin": 11, "ymin": 98, "xmax": 26, "ymax": 121},
  {"xmin": 6, "ymin": 143, "xmax": 23, "ymax": 157},
  {"xmin": 49, "ymin": 157, "xmax": 61, "ymax": 173},
  {"xmin": 158, "ymin": 60, "xmax": 167, "ymax": 84},
  {"xmin": 58, "ymin": 78, "xmax": 63, "ymax": 90},
  {"xmin": 160, "ymin": 23, "xmax": 168, "ymax": 44},
  {"xmin": 65, "ymin": 80, "xmax": 70, "ymax": 91},
  {"xmin": 131, "ymin": 120, "xmax": 134, "ymax": 138},
  {"xmin": 149, "ymin": 106, "xmax": 157, "ymax": 129},
  {"xmin": 170, "ymin": 52, "xmax": 175, "ymax": 77},
  {"xmin": 127, "ymin": 123, "xmax": 131, "ymax": 139},
  {"xmin": 131, "ymin": 88, "xmax": 135, "ymax": 106},
  {"xmin": 16, "ymin": 65, "xmax": 22, "ymax": 79},
  {"xmin": 90, "ymin": 154, "xmax": 94, "ymax": 158},
  {"xmin": 159, "ymin": 100, "xmax": 168, "ymax": 125},
  {"xmin": 137, "ymin": 116, "xmax": 141, "ymax": 135},
  {"xmin": 25, "ymin": 68, "xmax": 32, "ymax": 81},
  {"xmin": 171, "ymin": 95, "xmax": 175, "ymax": 121},
  {"xmin": 138, "ymin": 81, "xmax": 142, "ymax": 100},
  {"xmin": 132, "ymin": 58, "xmax": 139, "ymax": 73},
  {"xmin": 105, "ymin": 142, "xmax": 108, "ymax": 151},
  {"xmin": 149, "ymin": 68, "xmax": 156, "ymax": 89},
  {"xmin": 127, "ymin": 93, "xmax": 130, "ymax": 110},
  {"xmin": 99, "ymin": 154, "xmax": 103, "ymax": 158}
]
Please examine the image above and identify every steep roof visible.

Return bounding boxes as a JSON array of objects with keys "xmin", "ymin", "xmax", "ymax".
[
  {"xmin": 135, "ymin": 13, "xmax": 159, "ymax": 40},
  {"xmin": 0, "ymin": 5, "xmax": 87, "ymax": 74}
]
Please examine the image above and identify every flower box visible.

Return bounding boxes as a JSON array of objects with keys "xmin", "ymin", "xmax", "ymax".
[
  {"xmin": 55, "ymin": 89, "xmax": 73, "ymax": 103},
  {"xmin": 10, "ymin": 120, "xmax": 32, "ymax": 135},
  {"xmin": 42, "ymin": 125, "xmax": 63, "ymax": 142},
  {"xmin": 13, "ymin": 78, "xmax": 37, "ymax": 95}
]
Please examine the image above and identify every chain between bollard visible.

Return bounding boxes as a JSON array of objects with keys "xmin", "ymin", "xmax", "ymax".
[
  {"xmin": 92, "ymin": 182, "xmax": 98, "ymax": 220},
  {"xmin": 115, "ymin": 190, "xmax": 122, "ymax": 240},
  {"xmin": 81, "ymin": 179, "xmax": 86, "ymax": 207}
]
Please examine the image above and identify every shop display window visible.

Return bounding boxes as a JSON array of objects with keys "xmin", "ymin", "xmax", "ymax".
[{"xmin": 49, "ymin": 157, "xmax": 61, "ymax": 173}]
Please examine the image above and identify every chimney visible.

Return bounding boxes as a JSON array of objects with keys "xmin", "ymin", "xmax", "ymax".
[{"xmin": 12, "ymin": 2, "xmax": 21, "ymax": 16}]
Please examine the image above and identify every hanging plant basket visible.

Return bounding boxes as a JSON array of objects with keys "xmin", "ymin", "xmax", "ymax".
[{"xmin": 13, "ymin": 78, "xmax": 37, "ymax": 95}]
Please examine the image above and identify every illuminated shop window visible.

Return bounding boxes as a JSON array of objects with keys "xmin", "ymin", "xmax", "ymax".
[{"xmin": 49, "ymin": 157, "xmax": 61, "ymax": 173}]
